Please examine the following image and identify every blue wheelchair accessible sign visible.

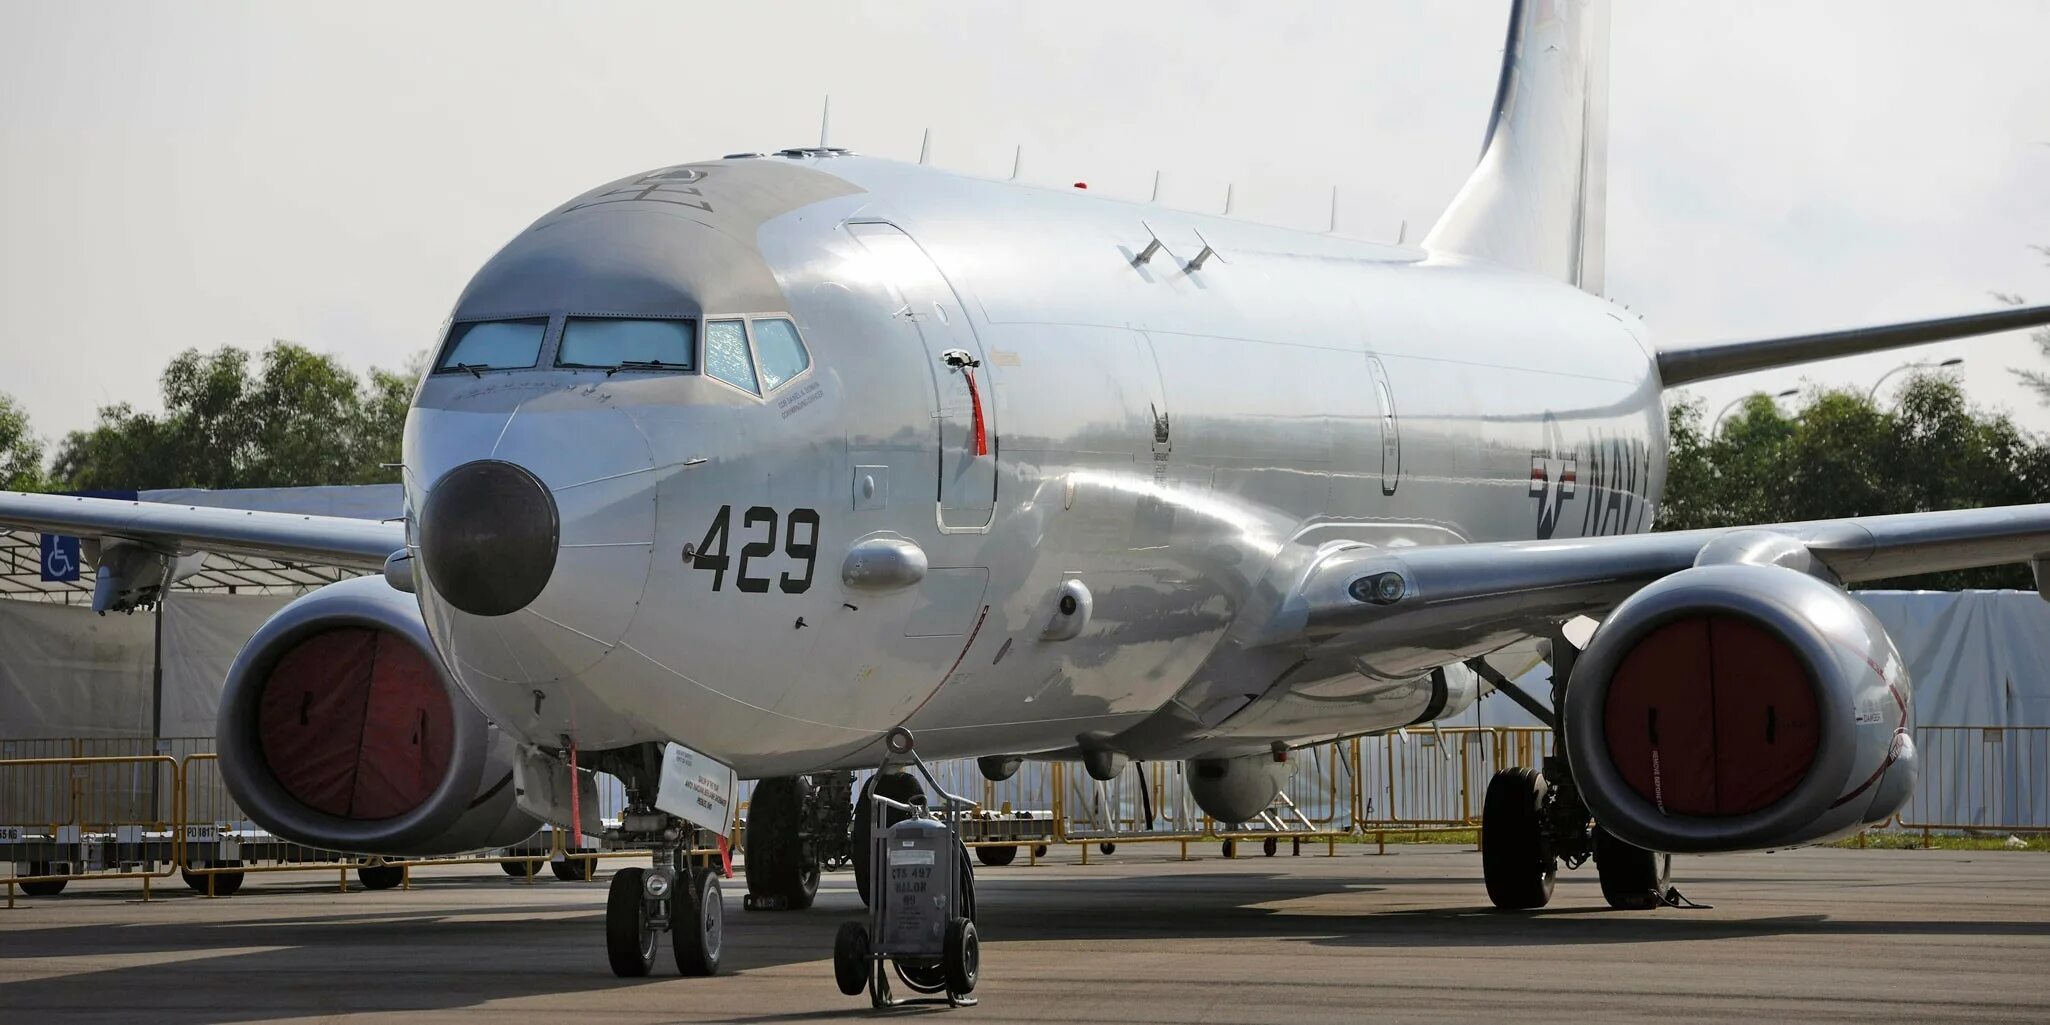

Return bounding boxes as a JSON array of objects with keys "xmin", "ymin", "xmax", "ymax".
[{"xmin": 40, "ymin": 534, "xmax": 80, "ymax": 582}]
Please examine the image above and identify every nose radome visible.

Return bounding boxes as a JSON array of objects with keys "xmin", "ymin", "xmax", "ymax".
[{"xmin": 418, "ymin": 459, "xmax": 559, "ymax": 617}]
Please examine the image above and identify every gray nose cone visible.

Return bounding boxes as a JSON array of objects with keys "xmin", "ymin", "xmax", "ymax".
[{"xmin": 418, "ymin": 460, "xmax": 558, "ymax": 617}]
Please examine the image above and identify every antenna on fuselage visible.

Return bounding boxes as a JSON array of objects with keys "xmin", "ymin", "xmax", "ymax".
[
  {"xmin": 1397, "ymin": 219, "xmax": 1408, "ymax": 245},
  {"xmin": 918, "ymin": 128, "xmax": 931, "ymax": 165},
  {"xmin": 1224, "ymin": 183, "xmax": 1235, "ymax": 216},
  {"xmin": 1010, "ymin": 144, "xmax": 1023, "ymax": 181},
  {"xmin": 1150, "ymin": 170, "xmax": 1162, "ymax": 203},
  {"xmin": 818, "ymin": 95, "xmax": 831, "ymax": 148},
  {"xmin": 1327, "ymin": 185, "xmax": 1339, "ymax": 234}
]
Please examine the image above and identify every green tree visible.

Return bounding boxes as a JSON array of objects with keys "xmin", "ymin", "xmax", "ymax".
[
  {"xmin": 1662, "ymin": 375, "xmax": 2050, "ymax": 590},
  {"xmin": 51, "ymin": 342, "xmax": 419, "ymax": 491},
  {"xmin": 0, "ymin": 393, "xmax": 46, "ymax": 492}
]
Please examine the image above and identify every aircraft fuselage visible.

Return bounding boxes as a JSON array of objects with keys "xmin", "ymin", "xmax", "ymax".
[{"xmin": 403, "ymin": 154, "xmax": 1665, "ymax": 777}]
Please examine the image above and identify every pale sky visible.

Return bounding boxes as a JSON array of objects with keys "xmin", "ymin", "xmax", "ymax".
[{"xmin": 2, "ymin": 1, "xmax": 2047, "ymax": 448}]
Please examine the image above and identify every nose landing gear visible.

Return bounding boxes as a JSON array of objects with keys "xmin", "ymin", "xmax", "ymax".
[{"xmin": 603, "ymin": 810, "xmax": 726, "ymax": 978}]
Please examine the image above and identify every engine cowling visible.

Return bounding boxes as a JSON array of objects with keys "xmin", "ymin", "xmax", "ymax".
[
  {"xmin": 1563, "ymin": 563, "xmax": 1914, "ymax": 854},
  {"xmin": 216, "ymin": 576, "xmax": 539, "ymax": 855}
]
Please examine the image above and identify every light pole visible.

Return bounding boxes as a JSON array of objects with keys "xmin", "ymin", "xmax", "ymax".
[
  {"xmin": 1868, "ymin": 357, "xmax": 1964, "ymax": 403},
  {"xmin": 1712, "ymin": 388, "xmax": 1798, "ymax": 435}
]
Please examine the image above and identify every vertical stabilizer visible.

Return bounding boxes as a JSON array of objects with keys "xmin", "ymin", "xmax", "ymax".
[{"xmin": 1422, "ymin": 0, "xmax": 1610, "ymax": 294}]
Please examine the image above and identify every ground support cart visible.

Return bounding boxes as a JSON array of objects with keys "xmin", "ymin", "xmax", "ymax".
[{"xmin": 833, "ymin": 728, "xmax": 980, "ymax": 1008}]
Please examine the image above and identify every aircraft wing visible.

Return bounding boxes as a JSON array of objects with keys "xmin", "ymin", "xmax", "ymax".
[
  {"xmin": 0, "ymin": 490, "xmax": 403, "ymax": 610},
  {"xmin": 1289, "ymin": 504, "xmax": 2050, "ymax": 678}
]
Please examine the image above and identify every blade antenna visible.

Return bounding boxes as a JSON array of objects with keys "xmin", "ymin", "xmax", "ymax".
[
  {"xmin": 918, "ymin": 128, "xmax": 931, "ymax": 165},
  {"xmin": 818, "ymin": 95, "xmax": 831, "ymax": 148},
  {"xmin": 1010, "ymin": 144, "xmax": 1023, "ymax": 181},
  {"xmin": 1396, "ymin": 219, "xmax": 1408, "ymax": 245},
  {"xmin": 1224, "ymin": 183, "xmax": 1235, "ymax": 216},
  {"xmin": 1150, "ymin": 170, "xmax": 1162, "ymax": 203},
  {"xmin": 1327, "ymin": 185, "xmax": 1339, "ymax": 234}
]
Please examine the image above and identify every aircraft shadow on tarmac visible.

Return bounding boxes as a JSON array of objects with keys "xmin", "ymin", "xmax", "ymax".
[{"xmin": 2, "ymin": 868, "xmax": 2044, "ymax": 1023}]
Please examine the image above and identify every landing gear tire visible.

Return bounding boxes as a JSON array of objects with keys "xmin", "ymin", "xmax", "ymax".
[
  {"xmin": 501, "ymin": 860, "xmax": 533, "ymax": 877},
  {"xmin": 745, "ymin": 776, "xmax": 821, "ymax": 910},
  {"xmin": 1098, "ymin": 842, "xmax": 1116, "ymax": 856},
  {"xmin": 358, "ymin": 864, "xmax": 404, "ymax": 890},
  {"xmin": 853, "ymin": 771, "xmax": 923, "ymax": 907},
  {"xmin": 1222, "ymin": 839, "xmax": 1236, "ymax": 858},
  {"xmin": 1594, "ymin": 827, "xmax": 1671, "ymax": 910},
  {"xmin": 1481, "ymin": 767, "xmax": 1556, "ymax": 911},
  {"xmin": 672, "ymin": 867, "xmax": 722, "ymax": 977},
  {"xmin": 943, "ymin": 916, "xmax": 980, "ymax": 996},
  {"xmin": 182, "ymin": 860, "xmax": 245, "ymax": 896},
  {"xmin": 833, "ymin": 921, "xmax": 871, "ymax": 995},
  {"xmin": 1262, "ymin": 836, "xmax": 1279, "ymax": 857},
  {"xmin": 552, "ymin": 858, "xmax": 590, "ymax": 882},
  {"xmin": 605, "ymin": 866, "xmax": 658, "ymax": 978},
  {"xmin": 19, "ymin": 862, "xmax": 65, "ymax": 897},
  {"xmin": 974, "ymin": 845, "xmax": 1018, "ymax": 867}
]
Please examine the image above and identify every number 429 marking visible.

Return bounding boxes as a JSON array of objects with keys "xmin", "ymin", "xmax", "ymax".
[{"xmin": 687, "ymin": 505, "xmax": 819, "ymax": 594}]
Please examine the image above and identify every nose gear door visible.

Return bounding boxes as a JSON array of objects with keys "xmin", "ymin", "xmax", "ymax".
[{"xmin": 847, "ymin": 221, "xmax": 997, "ymax": 532}]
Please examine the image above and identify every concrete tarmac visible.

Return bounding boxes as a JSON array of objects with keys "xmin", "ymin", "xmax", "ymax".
[{"xmin": 3, "ymin": 844, "xmax": 2047, "ymax": 1024}]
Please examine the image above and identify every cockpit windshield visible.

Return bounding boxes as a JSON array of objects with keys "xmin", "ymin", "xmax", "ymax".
[
  {"xmin": 436, "ymin": 318, "xmax": 547, "ymax": 373},
  {"xmin": 558, "ymin": 317, "xmax": 695, "ymax": 371}
]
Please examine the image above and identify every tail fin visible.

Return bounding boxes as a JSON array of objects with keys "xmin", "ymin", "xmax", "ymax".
[{"xmin": 1423, "ymin": 0, "xmax": 1611, "ymax": 294}]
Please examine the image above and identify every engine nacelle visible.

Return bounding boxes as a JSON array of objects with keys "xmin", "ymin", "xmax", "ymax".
[
  {"xmin": 1186, "ymin": 753, "xmax": 1291, "ymax": 824},
  {"xmin": 1564, "ymin": 564, "xmax": 1914, "ymax": 854},
  {"xmin": 216, "ymin": 576, "xmax": 539, "ymax": 855}
]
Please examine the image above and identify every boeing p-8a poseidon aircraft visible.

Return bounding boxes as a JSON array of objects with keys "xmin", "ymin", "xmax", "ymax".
[{"xmin": 9, "ymin": 0, "xmax": 2050, "ymax": 978}]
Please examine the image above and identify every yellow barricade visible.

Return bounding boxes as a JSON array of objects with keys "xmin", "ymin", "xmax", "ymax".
[{"xmin": 0, "ymin": 753, "xmax": 184, "ymax": 906}]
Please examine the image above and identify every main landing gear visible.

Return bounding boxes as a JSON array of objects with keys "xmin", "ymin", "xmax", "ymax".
[
  {"xmin": 744, "ymin": 771, "xmax": 853, "ymax": 911},
  {"xmin": 1475, "ymin": 635, "xmax": 1674, "ymax": 912}
]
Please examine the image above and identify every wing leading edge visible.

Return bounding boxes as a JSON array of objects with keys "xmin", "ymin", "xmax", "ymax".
[
  {"xmin": 1287, "ymin": 503, "xmax": 2050, "ymax": 681},
  {"xmin": 0, "ymin": 490, "xmax": 404, "ymax": 611}
]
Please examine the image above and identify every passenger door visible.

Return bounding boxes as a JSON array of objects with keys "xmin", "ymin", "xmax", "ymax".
[{"xmin": 847, "ymin": 222, "xmax": 997, "ymax": 531}]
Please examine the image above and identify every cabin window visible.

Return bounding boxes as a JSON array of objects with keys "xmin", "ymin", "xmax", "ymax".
[
  {"xmin": 435, "ymin": 318, "xmax": 547, "ymax": 373},
  {"xmin": 557, "ymin": 317, "xmax": 695, "ymax": 372},
  {"xmin": 751, "ymin": 317, "xmax": 811, "ymax": 391},
  {"xmin": 704, "ymin": 319, "xmax": 760, "ymax": 394}
]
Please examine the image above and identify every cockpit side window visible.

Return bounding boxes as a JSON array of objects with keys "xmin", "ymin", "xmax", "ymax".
[
  {"xmin": 557, "ymin": 317, "xmax": 695, "ymax": 372},
  {"xmin": 704, "ymin": 319, "xmax": 759, "ymax": 394},
  {"xmin": 435, "ymin": 318, "xmax": 547, "ymax": 373},
  {"xmin": 751, "ymin": 317, "xmax": 811, "ymax": 391}
]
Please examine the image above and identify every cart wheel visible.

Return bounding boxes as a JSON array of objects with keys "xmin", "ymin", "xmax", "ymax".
[
  {"xmin": 500, "ymin": 860, "xmax": 531, "ymax": 877},
  {"xmin": 1098, "ymin": 842, "xmax": 1116, "ymax": 856},
  {"xmin": 1292, "ymin": 836, "xmax": 1302, "ymax": 857},
  {"xmin": 358, "ymin": 864, "xmax": 404, "ymax": 890},
  {"xmin": 833, "ymin": 921, "xmax": 871, "ymax": 996},
  {"xmin": 974, "ymin": 845, "xmax": 1018, "ymax": 867},
  {"xmin": 673, "ymin": 867, "xmax": 722, "ymax": 977},
  {"xmin": 944, "ymin": 916, "xmax": 980, "ymax": 996},
  {"xmin": 605, "ymin": 867, "xmax": 657, "ymax": 978},
  {"xmin": 1263, "ymin": 836, "xmax": 1278, "ymax": 857},
  {"xmin": 19, "ymin": 863, "xmax": 65, "ymax": 897},
  {"xmin": 551, "ymin": 858, "xmax": 590, "ymax": 882},
  {"xmin": 1033, "ymin": 844, "xmax": 1049, "ymax": 858},
  {"xmin": 1221, "ymin": 839, "xmax": 1236, "ymax": 858}
]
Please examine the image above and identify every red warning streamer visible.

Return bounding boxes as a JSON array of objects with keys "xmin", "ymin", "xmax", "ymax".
[{"xmin": 962, "ymin": 368, "xmax": 989, "ymax": 457}]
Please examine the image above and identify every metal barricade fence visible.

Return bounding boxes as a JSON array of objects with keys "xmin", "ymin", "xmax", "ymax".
[
  {"xmin": 1897, "ymin": 725, "xmax": 2050, "ymax": 836},
  {"xmin": 1, "ymin": 752, "xmax": 184, "ymax": 904},
  {"xmin": 12, "ymin": 724, "xmax": 2049, "ymax": 900}
]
